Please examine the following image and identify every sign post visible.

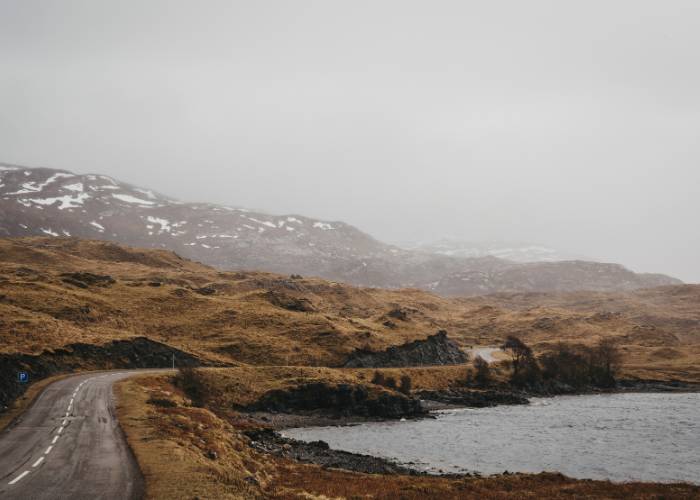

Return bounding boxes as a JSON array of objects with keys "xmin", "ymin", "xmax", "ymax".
[{"xmin": 17, "ymin": 371, "xmax": 29, "ymax": 384}]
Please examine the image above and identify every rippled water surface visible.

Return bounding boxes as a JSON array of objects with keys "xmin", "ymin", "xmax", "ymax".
[{"xmin": 284, "ymin": 393, "xmax": 700, "ymax": 483}]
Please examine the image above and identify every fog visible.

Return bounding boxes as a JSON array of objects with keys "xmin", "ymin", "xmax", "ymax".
[{"xmin": 1, "ymin": 1, "xmax": 699, "ymax": 282}]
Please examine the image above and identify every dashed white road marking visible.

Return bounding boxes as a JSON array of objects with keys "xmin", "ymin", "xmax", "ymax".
[
  {"xmin": 8, "ymin": 470, "xmax": 30, "ymax": 485},
  {"xmin": 6, "ymin": 373, "xmax": 126, "ymax": 488}
]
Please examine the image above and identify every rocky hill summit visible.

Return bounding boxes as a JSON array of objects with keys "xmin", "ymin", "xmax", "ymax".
[
  {"xmin": 0, "ymin": 163, "xmax": 681, "ymax": 295},
  {"xmin": 343, "ymin": 330, "xmax": 468, "ymax": 368}
]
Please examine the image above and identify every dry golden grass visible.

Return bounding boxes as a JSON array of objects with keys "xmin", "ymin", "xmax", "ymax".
[
  {"xmin": 184, "ymin": 366, "xmax": 381, "ymax": 408},
  {"xmin": 115, "ymin": 374, "xmax": 272, "ymax": 499},
  {"xmin": 6, "ymin": 238, "xmax": 700, "ymax": 498},
  {"xmin": 116, "ymin": 374, "xmax": 700, "ymax": 499},
  {"xmin": 267, "ymin": 464, "xmax": 700, "ymax": 499},
  {"xmin": 0, "ymin": 237, "xmax": 467, "ymax": 365},
  {"xmin": 191, "ymin": 364, "xmax": 510, "ymax": 405},
  {"xmin": 2, "ymin": 237, "xmax": 700, "ymax": 381}
]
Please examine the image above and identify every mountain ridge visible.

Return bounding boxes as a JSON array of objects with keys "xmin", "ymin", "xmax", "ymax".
[{"xmin": 0, "ymin": 162, "xmax": 681, "ymax": 295}]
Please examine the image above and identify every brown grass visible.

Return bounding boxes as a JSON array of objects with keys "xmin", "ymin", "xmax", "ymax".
[
  {"xmin": 116, "ymin": 374, "xmax": 700, "ymax": 499},
  {"xmin": 115, "ymin": 374, "xmax": 272, "ymax": 499},
  {"xmin": 182, "ymin": 365, "xmax": 513, "ymax": 411},
  {"xmin": 1, "ymin": 237, "xmax": 699, "ymax": 381}
]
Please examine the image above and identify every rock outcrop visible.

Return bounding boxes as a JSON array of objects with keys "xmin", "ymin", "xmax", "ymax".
[
  {"xmin": 417, "ymin": 388, "xmax": 529, "ymax": 408},
  {"xmin": 246, "ymin": 429, "xmax": 420, "ymax": 475},
  {"xmin": 244, "ymin": 382, "xmax": 425, "ymax": 419},
  {"xmin": 343, "ymin": 330, "xmax": 467, "ymax": 368}
]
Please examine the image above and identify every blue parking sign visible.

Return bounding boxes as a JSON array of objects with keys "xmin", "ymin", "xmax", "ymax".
[{"xmin": 18, "ymin": 371, "xmax": 29, "ymax": 384}]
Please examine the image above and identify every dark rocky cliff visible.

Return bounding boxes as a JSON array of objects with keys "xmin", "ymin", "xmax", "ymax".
[
  {"xmin": 244, "ymin": 382, "xmax": 424, "ymax": 418},
  {"xmin": 343, "ymin": 330, "xmax": 467, "ymax": 368}
]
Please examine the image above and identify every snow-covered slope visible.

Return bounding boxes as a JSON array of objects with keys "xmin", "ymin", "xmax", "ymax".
[
  {"xmin": 408, "ymin": 239, "xmax": 587, "ymax": 263},
  {"xmin": 0, "ymin": 163, "xmax": 681, "ymax": 295}
]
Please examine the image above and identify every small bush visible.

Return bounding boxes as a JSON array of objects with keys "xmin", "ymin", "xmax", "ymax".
[
  {"xmin": 473, "ymin": 356, "xmax": 491, "ymax": 386},
  {"xmin": 176, "ymin": 367, "xmax": 209, "ymax": 407},
  {"xmin": 371, "ymin": 371, "xmax": 386, "ymax": 386},
  {"xmin": 398, "ymin": 375, "xmax": 412, "ymax": 395},
  {"xmin": 501, "ymin": 336, "xmax": 541, "ymax": 388},
  {"xmin": 147, "ymin": 397, "xmax": 177, "ymax": 408}
]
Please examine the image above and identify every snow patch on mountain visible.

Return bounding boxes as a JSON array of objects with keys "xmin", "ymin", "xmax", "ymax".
[
  {"xmin": 112, "ymin": 194, "xmax": 156, "ymax": 205},
  {"xmin": 63, "ymin": 182, "xmax": 84, "ymax": 192},
  {"xmin": 145, "ymin": 216, "xmax": 172, "ymax": 234},
  {"xmin": 26, "ymin": 192, "xmax": 90, "ymax": 210}
]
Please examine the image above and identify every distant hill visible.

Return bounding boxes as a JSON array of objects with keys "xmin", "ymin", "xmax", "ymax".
[
  {"xmin": 0, "ymin": 237, "xmax": 697, "ymax": 381},
  {"xmin": 0, "ymin": 163, "xmax": 681, "ymax": 295},
  {"xmin": 406, "ymin": 239, "xmax": 586, "ymax": 262}
]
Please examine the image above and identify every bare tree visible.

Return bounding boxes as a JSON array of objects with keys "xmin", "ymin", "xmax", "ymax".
[
  {"xmin": 500, "ymin": 335, "xmax": 532, "ymax": 377},
  {"xmin": 473, "ymin": 356, "xmax": 491, "ymax": 386},
  {"xmin": 399, "ymin": 375, "xmax": 412, "ymax": 395},
  {"xmin": 501, "ymin": 335, "xmax": 541, "ymax": 387},
  {"xmin": 594, "ymin": 338, "xmax": 622, "ymax": 386}
]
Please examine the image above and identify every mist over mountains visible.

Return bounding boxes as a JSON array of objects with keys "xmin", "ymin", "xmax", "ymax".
[
  {"xmin": 0, "ymin": 163, "xmax": 680, "ymax": 296},
  {"xmin": 403, "ymin": 239, "xmax": 587, "ymax": 263}
]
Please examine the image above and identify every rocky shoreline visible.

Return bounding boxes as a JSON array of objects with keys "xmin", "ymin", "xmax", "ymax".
[
  {"xmin": 418, "ymin": 388, "xmax": 529, "ymax": 409},
  {"xmin": 244, "ymin": 379, "xmax": 700, "ymax": 430},
  {"xmin": 246, "ymin": 428, "xmax": 426, "ymax": 475},
  {"xmin": 242, "ymin": 379, "xmax": 700, "ymax": 477}
]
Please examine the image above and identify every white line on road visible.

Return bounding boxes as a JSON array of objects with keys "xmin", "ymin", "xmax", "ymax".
[
  {"xmin": 45, "ymin": 445, "xmax": 53, "ymax": 455},
  {"xmin": 62, "ymin": 419, "xmax": 67, "ymax": 426},
  {"xmin": 32, "ymin": 457, "xmax": 44, "ymax": 468},
  {"xmin": 8, "ymin": 470, "xmax": 30, "ymax": 485},
  {"xmin": 52, "ymin": 435, "xmax": 59, "ymax": 444},
  {"xmin": 69, "ymin": 398, "xmax": 74, "ymax": 405},
  {"xmin": 57, "ymin": 426, "xmax": 63, "ymax": 434}
]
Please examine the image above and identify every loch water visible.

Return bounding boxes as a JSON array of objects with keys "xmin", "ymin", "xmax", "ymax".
[{"xmin": 283, "ymin": 392, "xmax": 700, "ymax": 484}]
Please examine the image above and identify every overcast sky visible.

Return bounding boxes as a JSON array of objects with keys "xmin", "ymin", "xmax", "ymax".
[{"xmin": 1, "ymin": 1, "xmax": 699, "ymax": 282}]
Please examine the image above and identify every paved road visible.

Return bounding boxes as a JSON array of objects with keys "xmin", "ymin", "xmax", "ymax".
[
  {"xmin": 0, "ymin": 371, "xmax": 144, "ymax": 500},
  {"xmin": 467, "ymin": 347, "xmax": 501, "ymax": 363}
]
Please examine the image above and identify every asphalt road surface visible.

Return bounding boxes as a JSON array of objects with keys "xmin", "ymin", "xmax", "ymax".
[
  {"xmin": 0, "ymin": 371, "xmax": 144, "ymax": 499},
  {"xmin": 467, "ymin": 347, "xmax": 501, "ymax": 363}
]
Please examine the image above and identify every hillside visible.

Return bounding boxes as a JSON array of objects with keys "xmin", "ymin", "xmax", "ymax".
[
  {"xmin": 0, "ymin": 163, "xmax": 681, "ymax": 295},
  {"xmin": 1, "ymin": 237, "xmax": 698, "ymax": 381},
  {"xmin": 407, "ymin": 239, "xmax": 584, "ymax": 262}
]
